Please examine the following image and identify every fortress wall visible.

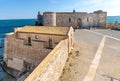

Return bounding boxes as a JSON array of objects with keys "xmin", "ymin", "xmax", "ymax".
[
  {"xmin": 56, "ymin": 13, "xmax": 89, "ymax": 28},
  {"xmin": 4, "ymin": 34, "xmax": 52, "ymax": 71},
  {"xmin": 3, "ymin": 34, "xmax": 14, "ymax": 63},
  {"xmin": 56, "ymin": 13, "xmax": 75, "ymax": 27},
  {"xmin": 43, "ymin": 12, "xmax": 100, "ymax": 28},
  {"xmin": 55, "ymin": 12, "xmax": 104, "ymax": 28},
  {"xmin": 94, "ymin": 11, "xmax": 107, "ymax": 28},
  {"xmin": 17, "ymin": 32, "xmax": 67, "ymax": 44},
  {"xmin": 76, "ymin": 13, "xmax": 89, "ymax": 27},
  {"xmin": 25, "ymin": 39, "xmax": 68, "ymax": 81},
  {"xmin": 41, "ymin": 11, "xmax": 107, "ymax": 28},
  {"xmin": 87, "ymin": 13, "xmax": 99, "ymax": 27},
  {"xmin": 37, "ymin": 13, "xmax": 43, "ymax": 26},
  {"xmin": 4, "ymin": 33, "xmax": 67, "ymax": 71},
  {"xmin": 98, "ymin": 12, "xmax": 107, "ymax": 28}
]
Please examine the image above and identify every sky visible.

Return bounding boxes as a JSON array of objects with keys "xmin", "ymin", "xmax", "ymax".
[{"xmin": 0, "ymin": 0, "xmax": 120, "ymax": 19}]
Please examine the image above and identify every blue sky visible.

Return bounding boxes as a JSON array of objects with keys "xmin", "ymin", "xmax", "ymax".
[{"xmin": 0, "ymin": 0, "xmax": 120, "ymax": 19}]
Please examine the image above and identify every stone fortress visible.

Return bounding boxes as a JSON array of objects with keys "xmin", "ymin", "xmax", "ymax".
[
  {"xmin": 3, "ymin": 26, "xmax": 74, "ymax": 81},
  {"xmin": 36, "ymin": 10, "xmax": 107, "ymax": 29},
  {"xmin": 3, "ymin": 10, "xmax": 108, "ymax": 81}
]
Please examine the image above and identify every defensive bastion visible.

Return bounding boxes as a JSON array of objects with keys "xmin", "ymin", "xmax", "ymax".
[
  {"xmin": 3, "ymin": 26, "xmax": 74, "ymax": 81},
  {"xmin": 36, "ymin": 10, "xmax": 107, "ymax": 29}
]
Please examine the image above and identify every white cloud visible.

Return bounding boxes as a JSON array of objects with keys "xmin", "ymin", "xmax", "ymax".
[
  {"xmin": 102, "ymin": 0, "xmax": 120, "ymax": 16},
  {"xmin": 83, "ymin": 0, "xmax": 120, "ymax": 16},
  {"xmin": 61, "ymin": 0, "xmax": 120, "ymax": 16}
]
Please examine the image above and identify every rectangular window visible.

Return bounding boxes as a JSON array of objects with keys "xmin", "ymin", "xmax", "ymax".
[
  {"xmin": 69, "ymin": 18, "xmax": 71, "ymax": 23},
  {"xmin": 28, "ymin": 37, "xmax": 31, "ymax": 46}
]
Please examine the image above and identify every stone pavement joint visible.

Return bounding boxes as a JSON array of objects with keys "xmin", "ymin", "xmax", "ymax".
[{"xmin": 83, "ymin": 36, "xmax": 106, "ymax": 81}]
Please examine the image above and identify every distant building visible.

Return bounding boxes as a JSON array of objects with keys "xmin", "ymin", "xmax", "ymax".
[
  {"xmin": 3, "ymin": 26, "xmax": 74, "ymax": 79},
  {"xmin": 36, "ymin": 10, "xmax": 107, "ymax": 29}
]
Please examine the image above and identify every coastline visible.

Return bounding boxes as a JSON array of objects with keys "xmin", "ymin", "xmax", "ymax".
[
  {"xmin": 1, "ymin": 61, "xmax": 31, "ymax": 81},
  {"xmin": 0, "ymin": 16, "xmax": 120, "ymax": 79},
  {"xmin": 1, "ymin": 62, "xmax": 18, "ymax": 79}
]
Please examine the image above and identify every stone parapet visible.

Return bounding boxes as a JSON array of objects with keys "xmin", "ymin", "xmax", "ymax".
[{"xmin": 25, "ymin": 39, "xmax": 68, "ymax": 81}]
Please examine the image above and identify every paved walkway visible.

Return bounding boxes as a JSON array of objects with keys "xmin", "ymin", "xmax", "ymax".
[{"xmin": 58, "ymin": 29, "xmax": 120, "ymax": 81}]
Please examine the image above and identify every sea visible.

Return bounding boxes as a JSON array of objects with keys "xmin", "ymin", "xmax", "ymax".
[
  {"xmin": 0, "ymin": 16, "xmax": 120, "ymax": 81},
  {"xmin": 0, "ymin": 19, "xmax": 36, "ymax": 81}
]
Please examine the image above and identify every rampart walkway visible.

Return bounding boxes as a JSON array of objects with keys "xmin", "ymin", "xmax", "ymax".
[{"xmin": 59, "ymin": 29, "xmax": 120, "ymax": 81}]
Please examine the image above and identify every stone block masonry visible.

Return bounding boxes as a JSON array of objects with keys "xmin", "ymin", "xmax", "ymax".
[
  {"xmin": 3, "ymin": 33, "xmax": 52, "ymax": 71},
  {"xmin": 25, "ymin": 39, "xmax": 68, "ymax": 81},
  {"xmin": 37, "ymin": 10, "xmax": 107, "ymax": 29},
  {"xmin": 3, "ymin": 26, "xmax": 74, "ymax": 80}
]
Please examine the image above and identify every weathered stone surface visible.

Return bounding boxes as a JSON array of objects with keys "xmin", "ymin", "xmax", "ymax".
[
  {"xmin": 7, "ymin": 58, "xmax": 24, "ymax": 71},
  {"xmin": 37, "ymin": 10, "xmax": 107, "ymax": 29},
  {"xmin": 3, "ymin": 26, "xmax": 74, "ymax": 81},
  {"xmin": 25, "ymin": 39, "xmax": 69, "ymax": 81},
  {"xmin": 4, "ymin": 31, "xmax": 67, "ymax": 71}
]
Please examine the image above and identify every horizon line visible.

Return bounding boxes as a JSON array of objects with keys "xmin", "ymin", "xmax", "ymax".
[
  {"xmin": 0, "ymin": 15, "xmax": 120, "ymax": 20},
  {"xmin": 0, "ymin": 18, "xmax": 36, "ymax": 20}
]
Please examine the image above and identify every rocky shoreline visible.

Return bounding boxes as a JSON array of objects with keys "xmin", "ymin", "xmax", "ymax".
[
  {"xmin": 2, "ymin": 62, "xmax": 19, "ymax": 79},
  {"xmin": 1, "ymin": 61, "xmax": 31, "ymax": 81}
]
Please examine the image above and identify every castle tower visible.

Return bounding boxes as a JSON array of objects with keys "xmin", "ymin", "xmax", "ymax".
[
  {"xmin": 43, "ymin": 12, "xmax": 56, "ymax": 26},
  {"xmin": 36, "ymin": 12, "xmax": 43, "ymax": 26},
  {"xmin": 94, "ymin": 10, "xmax": 107, "ymax": 28}
]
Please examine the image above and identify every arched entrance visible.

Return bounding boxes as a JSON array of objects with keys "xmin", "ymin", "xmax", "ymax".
[{"xmin": 77, "ymin": 18, "xmax": 82, "ymax": 29}]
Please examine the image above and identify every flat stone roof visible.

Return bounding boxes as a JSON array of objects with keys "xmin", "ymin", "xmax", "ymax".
[{"xmin": 16, "ymin": 26, "xmax": 70, "ymax": 35}]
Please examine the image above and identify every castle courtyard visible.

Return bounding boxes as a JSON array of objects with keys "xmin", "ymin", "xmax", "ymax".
[{"xmin": 58, "ymin": 29, "xmax": 120, "ymax": 81}]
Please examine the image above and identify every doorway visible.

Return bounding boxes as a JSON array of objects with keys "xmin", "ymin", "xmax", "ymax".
[{"xmin": 77, "ymin": 18, "xmax": 82, "ymax": 29}]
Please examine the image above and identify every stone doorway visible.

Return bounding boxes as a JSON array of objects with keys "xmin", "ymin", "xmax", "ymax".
[{"xmin": 77, "ymin": 18, "xmax": 82, "ymax": 29}]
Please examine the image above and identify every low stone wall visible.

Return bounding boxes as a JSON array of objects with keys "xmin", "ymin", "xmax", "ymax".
[{"xmin": 25, "ymin": 39, "xmax": 68, "ymax": 81}]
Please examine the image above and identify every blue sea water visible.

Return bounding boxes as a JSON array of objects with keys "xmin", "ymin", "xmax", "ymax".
[
  {"xmin": 0, "ymin": 19, "xmax": 35, "ymax": 55},
  {"xmin": 0, "ymin": 19, "xmax": 36, "ymax": 81},
  {"xmin": 107, "ymin": 16, "xmax": 120, "ymax": 23},
  {"xmin": 0, "ymin": 16, "xmax": 120, "ymax": 80}
]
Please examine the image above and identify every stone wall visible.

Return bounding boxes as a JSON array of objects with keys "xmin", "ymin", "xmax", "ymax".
[
  {"xmin": 37, "ymin": 10, "xmax": 107, "ymax": 28},
  {"xmin": 36, "ymin": 12, "xmax": 43, "ymax": 26},
  {"xmin": 94, "ymin": 11, "xmax": 107, "ymax": 28},
  {"xmin": 68, "ymin": 27, "xmax": 74, "ymax": 53},
  {"xmin": 17, "ymin": 32, "xmax": 67, "ymax": 44},
  {"xmin": 4, "ymin": 32, "xmax": 67, "ymax": 71},
  {"xmin": 55, "ymin": 11, "xmax": 107, "ymax": 28},
  {"xmin": 4, "ymin": 34, "xmax": 52, "ymax": 71},
  {"xmin": 25, "ymin": 39, "xmax": 69, "ymax": 81},
  {"xmin": 7, "ymin": 58, "xmax": 24, "ymax": 71},
  {"xmin": 55, "ymin": 12, "xmax": 89, "ymax": 28}
]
